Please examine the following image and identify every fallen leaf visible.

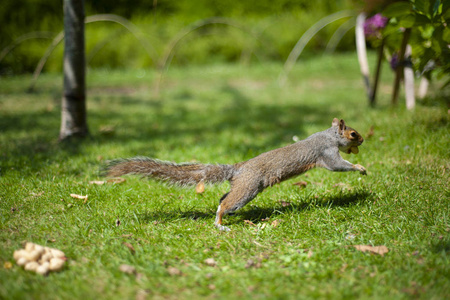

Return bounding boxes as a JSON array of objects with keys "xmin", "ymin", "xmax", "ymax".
[
  {"xmin": 253, "ymin": 241, "xmax": 263, "ymax": 247},
  {"xmin": 107, "ymin": 177, "xmax": 126, "ymax": 184},
  {"xmin": 70, "ymin": 193, "xmax": 88, "ymax": 200},
  {"xmin": 99, "ymin": 125, "xmax": 116, "ymax": 135},
  {"xmin": 293, "ymin": 181, "xmax": 307, "ymax": 188},
  {"xmin": 123, "ymin": 242, "xmax": 135, "ymax": 255},
  {"xmin": 204, "ymin": 258, "xmax": 217, "ymax": 267},
  {"xmin": 70, "ymin": 194, "xmax": 88, "ymax": 204},
  {"xmin": 271, "ymin": 220, "xmax": 281, "ymax": 227},
  {"xmin": 4, "ymin": 261, "xmax": 12, "ymax": 269},
  {"xmin": 89, "ymin": 180, "xmax": 106, "ymax": 185},
  {"xmin": 119, "ymin": 264, "xmax": 136, "ymax": 275},
  {"xmin": 30, "ymin": 192, "xmax": 44, "ymax": 197},
  {"xmin": 244, "ymin": 220, "xmax": 256, "ymax": 226},
  {"xmin": 90, "ymin": 178, "xmax": 125, "ymax": 185},
  {"xmin": 195, "ymin": 181, "xmax": 205, "ymax": 194},
  {"xmin": 167, "ymin": 266, "xmax": 182, "ymax": 276},
  {"xmin": 353, "ymin": 245, "xmax": 389, "ymax": 256}
]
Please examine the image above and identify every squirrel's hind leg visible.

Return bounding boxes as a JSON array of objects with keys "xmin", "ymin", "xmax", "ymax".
[
  {"xmin": 214, "ymin": 184, "xmax": 260, "ymax": 231},
  {"xmin": 214, "ymin": 192, "xmax": 232, "ymax": 231},
  {"xmin": 214, "ymin": 204, "xmax": 231, "ymax": 232}
]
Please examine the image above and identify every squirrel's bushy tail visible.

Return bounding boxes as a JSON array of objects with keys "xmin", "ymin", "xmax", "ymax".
[{"xmin": 104, "ymin": 157, "xmax": 235, "ymax": 186}]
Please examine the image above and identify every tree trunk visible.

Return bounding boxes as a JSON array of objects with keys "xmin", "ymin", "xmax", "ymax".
[{"xmin": 59, "ymin": 0, "xmax": 88, "ymax": 141}]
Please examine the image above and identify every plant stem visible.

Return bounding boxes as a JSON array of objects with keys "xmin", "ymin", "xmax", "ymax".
[
  {"xmin": 391, "ymin": 28, "xmax": 411, "ymax": 106},
  {"xmin": 370, "ymin": 39, "xmax": 385, "ymax": 106}
]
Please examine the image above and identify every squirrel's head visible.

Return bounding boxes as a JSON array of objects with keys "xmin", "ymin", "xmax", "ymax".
[{"xmin": 332, "ymin": 118, "xmax": 364, "ymax": 154}]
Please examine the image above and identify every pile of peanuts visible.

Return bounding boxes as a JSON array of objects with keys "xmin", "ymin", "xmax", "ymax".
[{"xmin": 13, "ymin": 242, "xmax": 66, "ymax": 275}]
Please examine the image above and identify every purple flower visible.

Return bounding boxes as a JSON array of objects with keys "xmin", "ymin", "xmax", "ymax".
[
  {"xmin": 390, "ymin": 53, "xmax": 399, "ymax": 70},
  {"xmin": 364, "ymin": 13, "xmax": 388, "ymax": 39}
]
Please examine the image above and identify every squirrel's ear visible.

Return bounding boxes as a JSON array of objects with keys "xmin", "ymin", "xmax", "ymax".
[
  {"xmin": 339, "ymin": 119, "xmax": 346, "ymax": 133},
  {"xmin": 332, "ymin": 118, "xmax": 339, "ymax": 127}
]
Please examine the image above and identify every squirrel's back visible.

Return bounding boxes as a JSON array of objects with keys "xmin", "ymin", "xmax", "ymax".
[{"xmin": 233, "ymin": 130, "xmax": 334, "ymax": 187}]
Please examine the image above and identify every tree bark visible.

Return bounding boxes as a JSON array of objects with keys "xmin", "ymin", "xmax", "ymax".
[{"xmin": 59, "ymin": 0, "xmax": 88, "ymax": 141}]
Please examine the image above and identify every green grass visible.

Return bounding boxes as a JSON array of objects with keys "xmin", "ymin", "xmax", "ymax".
[{"xmin": 1, "ymin": 53, "xmax": 449, "ymax": 299}]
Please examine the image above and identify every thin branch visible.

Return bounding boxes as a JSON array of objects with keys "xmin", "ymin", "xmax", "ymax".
[
  {"xmin": 156, "ymin": 17, "xmax": 260, "ymax": 96},
  {"xmin": 0, "ymin": 32, "xmax": 55, "ymax": 64},
  {"xmin": 278, "ymin": 10, "xmax": 356, "ymax": 87},
  {"xmin": 369, "ymin": 39, "xmax": 385, "ymax": 106},
  {"xmin": 325, "ymin": 17, "xmax": 356, "ymax": 54},
  {"xmin": 391, "ymin": 28, "xmax": 411, "ymax": 105}
]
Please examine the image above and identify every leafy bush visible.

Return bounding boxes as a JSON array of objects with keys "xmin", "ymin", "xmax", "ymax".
[
  {"xmin": 380, "ymin": 0, "xmax": 449, "ymax": 84},
  {"xmin": 0, "ymin": 0, "xmax": 356, "ymax": 74}
]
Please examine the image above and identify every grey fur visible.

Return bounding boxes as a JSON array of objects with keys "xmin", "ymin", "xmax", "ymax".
[{"xmin": 103, "ymin": 118, "xmax": 367, "ymax": 231}]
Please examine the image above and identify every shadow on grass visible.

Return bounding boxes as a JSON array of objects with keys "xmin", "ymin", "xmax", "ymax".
[
  {"xmin": 0, "ymin": 109, "xmax": 88, "ymax": 174},
  {"xmin": 431, "ymin": 238, "xmax": 450, "ymax": 254},
  {"xmin": 137, "ymin": 190, "xmax": 370, "ymax": 225},
  {"xmin": 88, "ymin": 85, "xmax": 338, "ymax": 154},
  {"xmin": 235, "ymin": 189, "xmax": 370, "ymax": 224},
  {"xmin": 1, "ymin": 83, "xmax": 339, "ymax": 175}
]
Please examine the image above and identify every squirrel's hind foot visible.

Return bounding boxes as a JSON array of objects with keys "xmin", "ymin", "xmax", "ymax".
[{"xmin": 215, "ymin": 224, "xmax": 231, "ymax": 232}]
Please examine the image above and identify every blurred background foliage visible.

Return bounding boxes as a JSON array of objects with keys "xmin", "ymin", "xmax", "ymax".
[{"xmin": 0, "ymin": 0, "xmax": 360, "ymax": 75}]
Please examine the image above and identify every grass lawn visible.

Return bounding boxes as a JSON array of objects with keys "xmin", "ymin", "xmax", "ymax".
[{"xmin": 1, "ymin": 53, "xmax": 449, "ymax": 299}]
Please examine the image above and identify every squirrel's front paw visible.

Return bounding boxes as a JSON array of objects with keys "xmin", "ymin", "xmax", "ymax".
[{"xmin": 354, "ymin": 164, "xmax": 367, "ymax": 175}]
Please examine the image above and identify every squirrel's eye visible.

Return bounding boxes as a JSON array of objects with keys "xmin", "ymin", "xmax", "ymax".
[{"xmin": 350, "ymin": 132, "xmax": 357, "ymax": 138}]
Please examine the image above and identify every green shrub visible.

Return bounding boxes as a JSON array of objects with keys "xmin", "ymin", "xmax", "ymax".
[{"xmin": 1, "ymin": 0, "xmax": 357, "ymax": 74}]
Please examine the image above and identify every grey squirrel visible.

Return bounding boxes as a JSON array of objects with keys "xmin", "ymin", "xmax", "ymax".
[{"xmin": 105, "ymin": 118, "xmax": 367, "ymax": 231}]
